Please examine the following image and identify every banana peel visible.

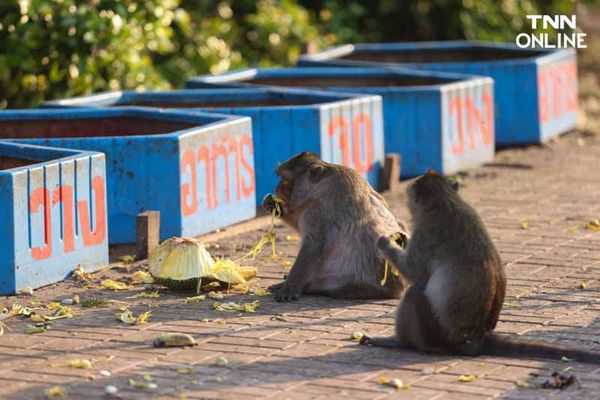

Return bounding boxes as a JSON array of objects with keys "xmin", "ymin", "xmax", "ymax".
[{"xmin": 153, "ymin": 333, "xmax": 197, "ymax": 347}]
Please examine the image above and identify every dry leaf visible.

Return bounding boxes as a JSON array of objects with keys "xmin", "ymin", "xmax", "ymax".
[{"xmin": 102, "ymin": 279, "xmax": 130, "ymax": 290}]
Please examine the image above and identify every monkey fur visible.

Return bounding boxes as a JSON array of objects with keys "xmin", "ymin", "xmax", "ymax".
[
  {"xmin": 263, "ymin": 151, "xmax": 409, "ymax": 302},
  {"xmin": 360, "ymin": 170, "xmax": 600, "ymax": 363}
]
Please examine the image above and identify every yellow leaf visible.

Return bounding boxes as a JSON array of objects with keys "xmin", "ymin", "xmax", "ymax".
[
  {"xmin": 520, "ymin": 221, "xmax": 529, "ymax": 230},
  {"xmin": 44, "ymin": 385, "xmax": 65, "ymax": 398},
  {"xmin": 132, "ymin": 271, "xmax": 155, "ymax": 284},
  {"xmin": 102, "ymin": 279, "xmax": 130, "ymax": 290},
  {"xmin": 458, "ymin": 374, "xmax": 476, "ymax": 382}
]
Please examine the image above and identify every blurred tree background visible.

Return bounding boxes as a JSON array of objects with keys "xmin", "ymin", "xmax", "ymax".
[{"xmin": 0, "ymin": 0, "xmax": 592, "ymax": 108}]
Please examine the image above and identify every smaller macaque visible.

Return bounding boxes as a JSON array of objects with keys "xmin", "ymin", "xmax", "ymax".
[
  {"xmin": 360, "ymin": 170, "xmax": 600, "ymax": 363},
  {"xmin": 263, "ymin": 151, "xmax": 409, "ymax": 302}
]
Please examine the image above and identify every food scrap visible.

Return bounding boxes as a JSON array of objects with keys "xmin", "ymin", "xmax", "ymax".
[
  {"xmin": 213, "ymin": 300, "xmax": 260, "ymax": 313},
  {"xmin": 101, "ymin": 279, "xmax": 131, "ymax": 290},
  {"xmin": 116, "ymin": 309, "xmax": 152, "ymax": 325},
  {"xmin": 378, "ymin": 377, "xmax": 411, "ymax": 390},
  {"xmin": 132, "ymin": 271, "xmax": 155, "ymax": 284},
  {"xmin": 458, "ymin": 374, "xmax": 476, "ymax": 383},
  {"xmin": 153, "ymin": 333, "xmax": 197, "ymax": 347}
]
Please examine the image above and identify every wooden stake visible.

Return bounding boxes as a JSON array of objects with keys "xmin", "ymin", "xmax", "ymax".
[
  {"xmin": 136, "ymin": 211, "xmax": 160, "ymax": 260},
  {"xmin": 378, "ymin": 153, "xmax": 401, "ymax": 192}
]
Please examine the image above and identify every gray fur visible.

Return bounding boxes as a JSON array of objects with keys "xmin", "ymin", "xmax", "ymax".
[{"xmin": 264, "ymin": 152, "xmax": 409, "ymax": 302}]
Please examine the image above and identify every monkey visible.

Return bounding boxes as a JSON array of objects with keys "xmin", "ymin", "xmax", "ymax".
[
  {"xmin": 263, "ymin": 151, "xmax": 410, "ymax": 302},
  {"xmin": 360, "ymin": 170, "xmax": 600, "ymax": 363}
]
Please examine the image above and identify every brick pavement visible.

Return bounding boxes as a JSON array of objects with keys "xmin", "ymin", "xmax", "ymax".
[{"xmin": 1, "ymin": 132, "xmax": 600, "ymax": 399}]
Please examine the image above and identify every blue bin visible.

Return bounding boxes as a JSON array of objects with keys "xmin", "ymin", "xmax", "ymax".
[
  {"xmin": 298, "ymin": 41, "xmax": 577, "ymax": 144},
  {"xmin": 0, "ymin": 108, "xmax": 255, "ymax": 243},
  {"xmin": 186, "ymin": 68, "xmax": 495, "ymax": 177},
  {"xmin": 0, "ymin": 141, "xmax": 108, "ymax": 294},
  {"xmin": 43, "ymin": 88, "xmax": 385, "ymax": 202}
]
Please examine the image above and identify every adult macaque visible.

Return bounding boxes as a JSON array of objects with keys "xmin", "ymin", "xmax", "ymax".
[
  {"xmin": 361, "ymin": 171, "xmax": 600, "ymax": 363},
  {"xmin": 263, "ymin": 151, "xmax": 409, "ymax": 302}
]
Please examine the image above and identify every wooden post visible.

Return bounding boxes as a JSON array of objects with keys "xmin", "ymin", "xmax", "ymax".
[
  {"xmin": 136, "ymin": 211, "xmax": 160, "ymax": 260},
  {"xmin": 378, "ymin": 153, "xmax": 401, "ymax": 192}
]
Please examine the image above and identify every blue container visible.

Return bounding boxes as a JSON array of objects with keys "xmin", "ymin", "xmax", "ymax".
[
  {"xmin": 43, "ymin": 88, "xmax": 385, "ymax": 202},
  {"xmin": 298, "ymin": 41, "xmax": 577, "ymax": 144},
  {"xmin": 0, "ymin": 141, "xmax": 108, "ymax": 294},
  {"xmin": 0, "ymin": 108, "xmax": 255, "ymax": 243},
  {"xmin": 186, "ymin": 68, "xmax": 495, "ymax": 177}
]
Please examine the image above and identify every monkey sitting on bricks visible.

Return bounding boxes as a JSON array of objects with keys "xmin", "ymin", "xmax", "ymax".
[
  {"xmin": 263, "ymin": 151, "xmax": 409, "ymax": 302},
  {"xmin": 360, "ymin": 170, "xmax": 600, "ymax": 363}
]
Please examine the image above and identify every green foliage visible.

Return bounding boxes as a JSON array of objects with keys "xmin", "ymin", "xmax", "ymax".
[{"xmin": 0, "ymin": 0, "xmax": 582, "ymax": 109}]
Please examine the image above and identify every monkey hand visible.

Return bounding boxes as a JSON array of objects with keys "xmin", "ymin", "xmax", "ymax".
[
  {"xmin": 262, "ymin": 194, "xmax": 278, "ymax": 213},
  {"xmin": 271, "ymin": 283, "xmax": 302, "ymax": 302}
]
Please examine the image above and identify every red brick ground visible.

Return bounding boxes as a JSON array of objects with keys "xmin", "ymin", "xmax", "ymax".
[{"xmin": 1, "ymin": 131, "xmax": 600, "ymax": 399}]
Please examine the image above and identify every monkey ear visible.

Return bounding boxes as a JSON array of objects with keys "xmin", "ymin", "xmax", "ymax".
[
  {"xmin": 308, "ymin": 164, "xmax": 325, "ymax": 182},
  {"xmin": 451, "ymin": 180, "xmax": 460, "ymax": 192}
]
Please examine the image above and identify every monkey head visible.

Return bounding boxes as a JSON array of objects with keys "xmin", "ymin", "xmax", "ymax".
[
  {"xmin": 407, "ymin": 169, "xmax": 460, "ymax": 215},
  {"xmin": 276, "ymin": 151, "xmax": 327, "ymax": 201}
]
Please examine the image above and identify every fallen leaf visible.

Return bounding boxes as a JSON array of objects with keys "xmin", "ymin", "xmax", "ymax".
[
  {"xmin": 132, "ymin": 271, "xmax": 155, "ymax": 284},
  {"xmin": 458, "ymin": 374, "xmax": 476, "ymax": 382},
  {"xmin": 520, "ymin": 221, "xmax": 529, "ymax": 230},
  {"xmin": 102, "ymin": 279, "xmax": 130, "ymax": 290},
  {"xmin": 44, "ymin": 385, "xmax": 65, "ymax": 398}
]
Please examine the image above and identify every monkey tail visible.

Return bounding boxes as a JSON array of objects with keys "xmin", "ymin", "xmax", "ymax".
[{"xmin": 481, "ymin": 333, "xmax": 600, "ymax": 364}]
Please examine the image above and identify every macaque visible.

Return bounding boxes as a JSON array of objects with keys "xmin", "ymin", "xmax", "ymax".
[
  {"xmin": 263, "ymin": 151, "xmax": 409, "ymax": 302},
  {"xmin": 361, "ymin": 171, "xmax": 600, "ymax": 363}
]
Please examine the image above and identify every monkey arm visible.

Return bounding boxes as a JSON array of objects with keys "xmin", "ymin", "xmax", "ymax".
[
  {"xmin": 275, "ymin": 235, "xmax": 322, "ymax": 302},
  {"xmin": 377, "ymin": 235, "xmax": 418, "ymax": 282}
]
